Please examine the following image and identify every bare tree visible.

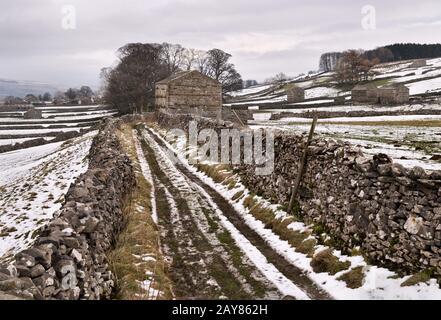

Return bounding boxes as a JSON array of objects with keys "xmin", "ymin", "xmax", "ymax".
[
  {"xmin": 195, "ymin": 50, "xmax": 209, "ymax": 74},
  {"xmin": 65, "ymin": 88, "xmax": 78, "ymax": 101},
  {"xmin": 42, "ymin": 92, "xmax": 52, "ymax": 102},
  {"xmin": 205, "ymin": 48, "xmax": 243, "ymax": 93},
  {"xmin": 264, "ymin": 72, "xmax": 290, "ymax": 84},
  {"xmin": 182, "ymin": 48, "xmax": 197, "ymax": 71},
  {"xmin": 162, "ymin": 43, "xmax": 185, "ymax": 74},
  {"xmin": 335, "ymin": 50, "xmax": 379, "ymax": 84},
  {"xmin": 4, "ymin": 96, "xmax": 24, "ymax": 105},
  {"xmin": 53, "ymin": 91, "xmax": 66, "ymax": 104}
]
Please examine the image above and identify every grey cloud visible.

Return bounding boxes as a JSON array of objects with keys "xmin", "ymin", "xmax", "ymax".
[{"xmin": 0, "ymin": 0, "xmax": 440, "ymax": 88}]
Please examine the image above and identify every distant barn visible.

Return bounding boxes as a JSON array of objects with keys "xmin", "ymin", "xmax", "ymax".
[
  {"xmin": 351, "ymin": 83, "xmax": 379, "ymax": 104},
  {"xmin": 378, "ymin": 84, "xmax": 410, "ymax": 105},
  {"xmin": 410, "ymin": 59, "xmax": 427, "ymax": 68},
  {"xmin": 286, "ymin": 85, "xmax": 305, "ymax": 103},
  {"xmin": 23, "ymin": 107, "xmax": 42, "ymax": 119},
  {"xmin": 155, "ymin": 70, "xmax": 222, "ymax": 119}
]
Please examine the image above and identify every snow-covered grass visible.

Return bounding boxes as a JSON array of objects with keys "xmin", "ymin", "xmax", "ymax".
[
  {"xmin": 0, "ymin": 137, "xmax": 54, "ymax": 146},
  {"xmin": 150, "ymin": 125, "xmax": 441, "ymax": 300},
  {"xmin": 263, "ymin": 103, "xmax": 441, "ymax": 115},
  {"xmin": 0, "ymin": 113, "xmax": 117, "ymax": 123},
  {"xmin": 0, "ymin": 127, "xmax": 88, "ymax": 136},
  {"xmin": 109, "ymin": 124, "xmax": 172, "ymax": 300},
  {"xmin": 288, "ymin": 99, "xmax": 335, "ymax": 106},
  {"xmin": 305, "ymin": 87, "xmax": 341, "ymax": 99},
  {"xmin": 0, "ymin": 131, "xmax": 97, "ymax": 262},
  {"xmin": 227, "ymin": 85, "xmax": 274, "ymax": 98},
  {"xmin": 34, "ymin": 105, "xmax": 109, "ymax": 111},
  {"xmin": 41, "ymin": 110, "xmax": 116, "ymax": 118},
  {"xmin": 278, "ymin": 114, "xmax": 441, "ymax": 124},
  {"xmin": 407, "ymin": 77, "xmax": 441, "ymax": 95},
  {"xmin": 0, "ymin": 123, "xmax": 88, "ymax": 128},
  {"xmin": 345, "ymin": 138, "xmax": 441, "ymax": 171},
  {"xmin": 250, "ymin": 121, "xmax": 441, "ymax": 170},
  {"xmin": 133, "ymin": 131, "xmax": 158, "ymax": 224},
  {"xmin": 224, "ymin": 95, "xmax": 287, "ymax": 106}
]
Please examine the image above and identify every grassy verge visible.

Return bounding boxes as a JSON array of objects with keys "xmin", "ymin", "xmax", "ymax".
[{"xmin": 109, "ymin": 123, "xmax": 173, "ymax": 300}]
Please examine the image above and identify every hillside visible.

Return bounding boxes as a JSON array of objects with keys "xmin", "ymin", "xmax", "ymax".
[
  {"xmin": 0, "ymin": 78, "xmax": 59, "ymax": 99},
  {"xmin": 225, "ymin": 57, "xmax": 441, "ymax": 171},
  {"xmin": 319, "ymin": 43, "xmax": 441, "ymax": 72}
]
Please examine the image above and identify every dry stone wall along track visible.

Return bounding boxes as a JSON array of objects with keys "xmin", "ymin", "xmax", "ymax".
[
  {"xmin": 154, "ymin": 110, "xmax": 441, "ymax": 280},
  {"xmin": 239, "ymin": 134, "xmax": 441, "ymax": 277},
  {"xmin": 0, "ymin": 119, "xmax": 136, "ymax": 300}
]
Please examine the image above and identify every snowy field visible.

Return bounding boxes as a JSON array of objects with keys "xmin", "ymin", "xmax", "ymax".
[
  {"xmin": 277, "ymin": 114, "xmax": 441, "ymax": 123},
  {"xmin": 250, "ymin": 118, "xmax": 441, "ymax": 171},
  {"xmin": 262, "ymin": 103, "xmax": 441, "ymax": 115},
  {"xmin": 0, "ymin": 131, "xmax": 97, "ymax": 262},
  {"xmin": 226, "ymin": 58, "xmax": 441, "ymax": 110},
  {"xmin": 0, "ymin": 104, "xmax": 116, "ymax": 143}
]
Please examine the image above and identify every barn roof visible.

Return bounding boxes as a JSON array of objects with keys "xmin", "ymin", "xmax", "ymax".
[{"xmin": 156, "ymin": 70, "xmax": 220, "ymax": 86}]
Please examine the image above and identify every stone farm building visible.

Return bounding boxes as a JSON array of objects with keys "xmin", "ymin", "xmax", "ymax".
[
  {"xmin": 352, "ymin": 82, "xmax": 410, "ymax": 105},
  {"xmin": 155, "ymin": 70, "xmax": 222, "ymax": 119},
  {"xmin": 351, "ymin": 83, "xmax": 379, "ymax": 103},
  {"xmin": 286, "ymin": 85, "xmax": 305, "ymax": 103},
  {"xmin": 410, "ymin": 59, "xmax": 427, "ymax": 68},
  {"xmin": 23, "ymin": 107, "xmax": 42, "ymax": 119},
  {"xmin": 378, "ymin": 83, "xmax": 410, "ymax": 105}
]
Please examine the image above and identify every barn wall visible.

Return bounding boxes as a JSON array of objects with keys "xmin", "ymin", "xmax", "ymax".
[{"xmin": 156, "ymin": 72, "xmax": 222, "ymax": 119}]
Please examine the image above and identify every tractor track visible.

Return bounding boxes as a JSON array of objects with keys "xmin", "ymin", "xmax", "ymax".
[{"xmin": 136, "ymin": 126, "xmax": 331, "ymax": 300}]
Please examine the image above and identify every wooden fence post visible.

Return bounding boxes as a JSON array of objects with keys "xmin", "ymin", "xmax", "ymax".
[{"xmin": 287, "ymin": 117, "xmax": 318, "ymax": 214}]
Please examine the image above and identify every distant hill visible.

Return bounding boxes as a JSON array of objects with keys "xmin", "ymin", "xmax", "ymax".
[
  {"xmin": 319, "ymin": 43, "xmax": 441, "ymax": 72},
  {"xmin": 0, "ymin": 78, "xmax": 59, "ymax": 99}
]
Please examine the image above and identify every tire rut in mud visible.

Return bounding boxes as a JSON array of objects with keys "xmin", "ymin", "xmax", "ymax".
[
  {"xmin": 138, "ymin": 130, "xmax": 279, "ymax": 300},
  {"xmin": 143, "ymin": 126, "xmax": 332, "ymax": 300}
]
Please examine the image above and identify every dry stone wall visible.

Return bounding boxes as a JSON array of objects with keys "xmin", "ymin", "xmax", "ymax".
[
  {"xmin": 270, "ymin": 108, "xmax": 441, "ymax": 121},
  {"xmin": 155, "ymin": 111, "xmax": 441, "ymax": 276},
  {"xmin": 0, "ymin": 119, "xmax": 136, "ymax": 300},
  {"xmin": 239, "ymin": 133, "xmax": 441, "ymax": 276},
  {"xmin": 156, "ymin": 110, "xmax": 240, "ymax": 131}
]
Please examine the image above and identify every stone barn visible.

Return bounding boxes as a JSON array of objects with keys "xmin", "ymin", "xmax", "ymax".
[
  {"xmin": 410, "ymin": 59, "xmax": 427, "ymax": 68},
  {"xmin": 351, "ymin": 83, "xmax": 379, "ymax": 103},
  {"xmin": 155, "ymin": 70, "xmax": 222, "ymax": 119},
  {"xmin": 286, "ymin": 85, "xmax": 305, "ymax": 103},
  {"xmin": 378, "ymin": 84, "xmax": 410, "ymax": 105},
  {"xmin": 23, "ymin": 107, "xmax": 43, "ymax": 119}
]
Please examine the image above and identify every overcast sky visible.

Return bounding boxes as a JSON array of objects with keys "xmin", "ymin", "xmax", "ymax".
[{"xmin": 1, "ymin": 0, "xmax": 441, "ymax": 89}]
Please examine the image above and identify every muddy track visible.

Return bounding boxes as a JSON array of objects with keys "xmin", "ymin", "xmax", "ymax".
[
  {"xmin": 139, "ymin": 126, "xmax": 332, "ymax": 300},
  {"xmin": 137, "ymin": 129, "xmax": 282, "ymax": 300}
]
